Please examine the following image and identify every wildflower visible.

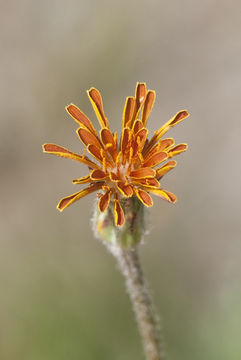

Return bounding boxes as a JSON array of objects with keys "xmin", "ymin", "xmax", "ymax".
[{"xmin": 43, "ymin": 83, "xmax": 189, "ymax": 227}]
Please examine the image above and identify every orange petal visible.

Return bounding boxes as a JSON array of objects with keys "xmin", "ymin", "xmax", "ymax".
[
  {"xmin": 121, "ymin": 127, "xmax": 132, "ymax": 153},
  {"xmin": 87, "ymin": 144, "xmax": 103, "ymax": 163},
  {"xmin": 98, "ymin": 189, "xmax": 111, "ymax": 212},
  {"xmin": 135, "ymin": 128, "xmax": 148, "ymax": 153},
  {"xmin": 117, "ymin": 183, "xmax": 133, "ymax": 197},
  {"xmin": 133, "ymin": 178, "xmax": 160, "ymax": 188},
  {"xmin": 135, "ymin": 83, "xmax": 146, "ymax": 114},
  {"xmin": 143, "ymin": 151, "xmax": 167, "ymax": 168},
  {"xmin": 42, "ymin": 143, "xmax": 99, "ymax": 169},
  {"xmin": 122, "ymin": 97, "xmax": 136, "ymax": 128},
  {"xmin": 66, "ymin": 104, "xmax": 97, "ymax": 134},
  {"xmin": 72, "ymin": 175, "xmax": 91, "ymax": 184},
  {"xmin": 147, "ymin": 110, "xmax": 189, "ymax": 150},
  {"xmin": 130, "ymin": 167, "xmax": 156, "ymax": 179},
  {"xmin": 110, "ymin": 172, "xmax": 120, "ymax": 181},
  {"xmin": 133, "ymin": 119, "xmax": 144, "ymax": 134},
  {"xmin": 114, "ymin": 199, "xmax": 125, "ymax": 226},
  {"xmin": 57, "ymin": 183, "xmax": 102, "ymax": 211},
  {"xmin": 147, "ymin": 188, "xmax": 177, "ymax": 203},
  {"xmin": 158, "ymin": 138, "xmax": 175, "ymax": 151},
  {"xmin": 90, "ymin": 169, "xmax": 109, "ymax": 180},
  {"xmin": 156, "ymin": 160, "xmax": 177, "ymax": 179},
  {"xmin": 100, "ymin": 128, "xmax": 117, "ymax": 159},
  {"xmin": 77, "ymin": 128, "xmax": 102, "ymax": 149},
  {"xmin": 134, "ymin": 188, "xmax": 153, "ymax": 207},
  {"xmin": 143, "ymin": 138, "xmax": 174, "ymax": 160},
  {"xmin": 168, "ymin": 143, "xmax": 188, "ymax": 157},
  {"xmin": 87, "ymin": 88, "xmax": 108, "ymax": 128},
  {"xmin": 141, "ymin": 90, "xmax": 156, "ymax": 126}
]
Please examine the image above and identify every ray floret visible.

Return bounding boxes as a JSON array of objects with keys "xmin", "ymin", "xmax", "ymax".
[{"xmin": 43, "ymin": 82, "xmax": 189, "ymax": 226}]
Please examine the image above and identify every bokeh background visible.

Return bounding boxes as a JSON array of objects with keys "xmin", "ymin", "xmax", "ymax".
[{"xmin": 1, "ymin": 1, "xmax": 241, "ymax": 359}]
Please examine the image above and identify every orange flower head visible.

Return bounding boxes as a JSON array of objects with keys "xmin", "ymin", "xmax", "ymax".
[{"xmin": 43, "ymin": 83, "xmax": 189, "ymax": 227}]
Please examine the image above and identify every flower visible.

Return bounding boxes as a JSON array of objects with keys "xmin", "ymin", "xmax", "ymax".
[{"xmin": 43, "ymin": 83, "xmax": 189, "ymax": 227}]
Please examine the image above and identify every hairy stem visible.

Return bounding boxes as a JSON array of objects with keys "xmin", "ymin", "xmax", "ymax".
[{"xmin": 108, "ymin": 245, "xmax": 165, "ymax": 360}]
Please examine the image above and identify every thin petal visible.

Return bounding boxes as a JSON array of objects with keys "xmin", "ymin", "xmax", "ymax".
[
  {"xmin": 117, "ymin": 183, "xmax": 133, "ymax": 197},
  {"xmin": 121, "ymin": 127, "xmax": 132, "ymax": 154},
  {"xmin": 109, "ymin": 172, "xmax": 120, "ymax": 181},
  {"xmin": 114, "ymin": 199, "xmax": 125, "ymax": 226},
  {"xmin": 147, "ymin": 110, "xmax": 189, "ymax": 150},
  {"xmin": 130, "ymin": 167, "xmax": 156, "ymax": 179},
  {"xmin": 168, "ymin": 144, "xmax": 188, "ymax": 157},
  {"xmin": 87, "ymin": 144, "xmax": 103, "ymax": 163},
  {"xmin": 143, "ymin": 151, "xmax": 167, "ymax": 168},
  {"xmin": 143, "ymin": 138, "xmax": 174, "ymax": 160},
  {"xmin": 57, "ymin": 183, "xmax": 102, "ymax": 211},
  {"xmin": 66, "ymin": 104, "xmax": 97, "ymax": 134},
  {"xmin": 100, "ymin": 128, "xmax": 117, "ymax": 159},
  {"xmin": 87, "ymin": 88, "xmax": 108, "ymax": 128},
  {"xmin": 141, "ymin": 90, "xmax": 156, "ymax": 126},
  {"xmin": 134, "ymin": 128, "xmax": 148, "ymax": 153},
  {"xmin": 132, "ymin": 119, "xmax": 144, "ymax": 134},
  {"xmin": 72, "ymin": 175, "xmax": 91, "ymax": 184},
  {"xmin": 135, "ymin": 82, "xmax": 146, "ymax": 114},
  {"xmin": 77, "ymin": 128, "xmax": 102, "ymax": 149},
  {"xmin": 134, "ymin": 188, "xmax": 153, "ymax": 207},
  {"xmin": 122, "ymin": 97, "xmax": 136, "ymax": 128},
  {"xmin": 132, "ymin": 178, "xmax": 160, "ymax": 188},
  {"xmin": 156, "ymin": 160, "xmax": 177, "ymax": 179},
  {"xmin": 146, "ymin": 188, "xmax": 177, "ymax": 203},
  {"xmin": 90, "ymin": 169, "xmax": 109, "ymax": 180},
  {"xmin": 42, "ymin": 143, "xmax": 99, "ymax": 169},
  {"xmin": 98, "ymin": 189, "xmax": 111, "ymax": 212}
]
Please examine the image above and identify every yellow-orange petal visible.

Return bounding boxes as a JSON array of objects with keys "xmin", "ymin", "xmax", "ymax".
[
  {"xmin": 117, "ymin": 183, "xmax": 133, "ymax": 197},
  {"xmin": 100, "ymin": 128, "xmax": 117, "ymax": 159},
  {"xmin": 132, "ymin": 119, "xmax": 144, "ymax": 134},
  {"xmin": 65, "ymin": 104, "xmax": 97, "ymax": 134},
  {"xmin": 42, "ymin": 143, "xmax": 99, "ymax": 169},
  {"xmin": 90, "ymin": 169, "xmax": 109, "ymax": 180},
  {"xmin": 156, "ymin": 160, "xmax": 177, "ymax": 179},
  {"xmin": 158, "ymin": 138, "xmax": 175, "ymax": 151},
  {"xmin": 57, "ymin": 183, "xmax": 103, "ymax": 211},
  {"xmin": 121, "ymin": 127, "xmax": 132, "ymax": 154},
  {"xmin": 141, "ymin": 90, "xmax": 156, "ymax": 126},
  {"xmin": 133, "ymin": 178, "xmax": 160, "ymax": 188},
  {"xmin": 72, "ymin": 175, "xmax": 91, "ymax": 184},
  {"xmin": 143, "ymin": 138, "xmax": 174, "ymax": 160},
  {"xmin": 98, "ymin": 189, "xmax": 111, "ymax": 212},
  {"xmin": 148, "ymin": 110, "xmax": 189, "ymax": 150},
  {"xmin": 168, "ymin": 143, "xmax": 188, "ymax": 157},
  {"xmin": 135, "ymin": 128, "xmax": 148, "ymax": 152},
  {"xmin": 129, "ymin": 167, "xmax": 156, "ymax": 179},
  {"xmin": 143, "ymin": 151, "xmax": 167, "ymax": 168},
  {"xmin": 87, "ymin": 144, "xmax": 103, "ymax": 163},
  {"xmin": 77, "ymin": 128, "xmax": 102, "ymax": 149},
  {"xmin": 114, "ymin": 199, "xmax": 125, "ymax": 226},
  {"xmin": 135, "ymin": 83, "xmax": 146, "ymax": 113},
  {"xmin": 146, "ymin": 188, "xmax": 177, "ymax": 203},
  {"xmin": 87, "ymin": 87, "xmax": 108, "ymax": 128},
  {"xmin": 122, "ymin": 97, "xmax": 136, "ymax": 128},
  {"xmin": 134, "ymin": 188, "xmax": 153, "ymax": 207},
  {"xmin": 109, "ymin": 172, "xmax": 120, "ymax": 181}
]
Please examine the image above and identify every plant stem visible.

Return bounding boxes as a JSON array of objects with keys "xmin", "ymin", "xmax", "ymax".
[{"xmin": 108, "ymin": 245, "xmax": 165, "ymax": 360}]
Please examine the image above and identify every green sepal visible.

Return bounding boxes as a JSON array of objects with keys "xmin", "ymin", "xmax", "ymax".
[{"xmin": 93, "ymin": 197, "xmax": 145, "ymax": 248}]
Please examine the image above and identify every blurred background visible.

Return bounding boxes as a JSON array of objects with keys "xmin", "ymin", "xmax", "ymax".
[{"xmin": 1, "ymin": 0, "xmax": 241, "ymax": 359}]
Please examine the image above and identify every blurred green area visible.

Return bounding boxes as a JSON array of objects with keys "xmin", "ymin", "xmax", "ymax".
[{"xmin": 1, "ymin": 0, "xmax": 241, "ymax": 359}]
